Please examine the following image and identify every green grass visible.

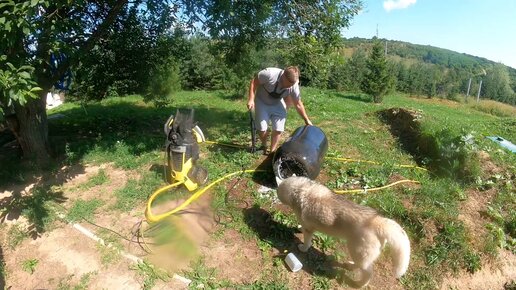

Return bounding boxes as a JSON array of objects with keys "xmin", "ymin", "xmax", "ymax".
[
  {"xmin": 23, "ymin": 89, "xmax": 514, "ymax": 288},
  {"xmin": 55, "ymin": 272, "xmax": 96, "ymax": 290},
  {"xmin": 66, "ymin": 199, "xmax": 103, "ymax": 223},
  {"xmin": 131, "ymin": 261, "xmax": 170, "ymax": 290},
  {"xmin": 79, "ymin": 169, "xmax": 109, "ymax": 189},
  {"xmin": 1, "ymin": 186, "xmax": 63, "ymax": 237},
  {"xmin": 114, "ymin": 171, "xmax": 162, "ymax": 211},
  {"xmin": 182, "ymin": 258, "xmax": 231, "ymax": 289},
  {"xmin": 94, "ymin": 228, "xmax": 124, "ymax": 267},
  {"xmin": 7, "ymin": 224, "xmax": 29, "ymax": 249},
  {"xmin": 468, "ymin": 99, "xmax": 516, "ymax": 117},
  {"xmin": 21, "ymin": 258, "xmax": 38, "ymax": 274}
]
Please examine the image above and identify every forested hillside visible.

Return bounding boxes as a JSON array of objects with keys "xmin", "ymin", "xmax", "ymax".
[{"xmin": 338, "ymin": 37, "xmax": 516, "ymax": 104}]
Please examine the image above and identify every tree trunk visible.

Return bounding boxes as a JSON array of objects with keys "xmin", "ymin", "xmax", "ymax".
[
  {"xmin": 11, "ymin": 91, "xmax": 51, "ymax": 166},
  {"xmin": 6, "ymin": 0, "xmax": 129, "ymax": 167}
]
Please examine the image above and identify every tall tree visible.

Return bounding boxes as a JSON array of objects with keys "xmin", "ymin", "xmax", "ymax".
[
  {"xmin": 1, "ymin": 0, "xmax": 129, "ymax": 165},
  {"xmin": 361, "ymin": 38, "xmax": 390, "ymax": 103},
  {"xmin": 482, "ymin": 64, "xmax": 514, "ymax": 104},
  {"xmin": 184, "ymin": 0, "xmax": 362, "ymax": 88},
  {"xmin": 1, "ymin": 0, "xmax": 363, "ymax": 165}
]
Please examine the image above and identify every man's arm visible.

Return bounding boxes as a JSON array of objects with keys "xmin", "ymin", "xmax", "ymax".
[
  {"xmin": 290, "ymin": 97, "xmax": 313, "ymax": 126},
  {"xmin": 247, "ymin": 77, "xmax": 260, "ymax": 110}
]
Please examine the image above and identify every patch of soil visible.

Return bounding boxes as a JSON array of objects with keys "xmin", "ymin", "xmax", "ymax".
[
  {"xmin": 447, "ymin": 151, "xmax": 516, "ymax": 289},
  {"xmin": 60, "ymin": 163, "xmax": 137, "ymax": 206},
  {"xmin": 1, "ymin": 162, "xmax": 206, "ymax": 289},
  {"xmin": 440, "ymin": 250, "xmax": 516, "ymax": 290},
  {"xmin": 200, "ymin": 228, "xmax": 265, "ymax": 284},
  {"xmin": 477, "ymin": 150, "xmax": 504, "ymax": 177},
  {"xmin": 458, "ymin": 187, "xmax": 497, "ymax": 249},
  {"xmin": 3, "ymin": 224, "xmax": 142, "ymax": 289}
]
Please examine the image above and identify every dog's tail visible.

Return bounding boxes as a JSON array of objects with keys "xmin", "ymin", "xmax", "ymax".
[{"xmin": 379, "ymin": 218, "xmax": 411, "ymax": 278}]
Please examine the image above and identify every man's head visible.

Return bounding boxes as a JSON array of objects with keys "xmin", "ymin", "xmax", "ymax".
[{"xmin": 281, "ymin": 66, "xmax": 300, "ymax": 88}]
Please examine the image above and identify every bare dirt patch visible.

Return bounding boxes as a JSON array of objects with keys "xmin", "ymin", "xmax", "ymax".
[
  {"xmin": 0, "ymin": 162, "xmax": 200, "ymax": 289},
  {"xmin": 3, "ymin": 223, "xmax": 142, "ymax": 289},
  {"xmin": 440, "ymin": 250, "xmax": 516, "ymax": 290}
]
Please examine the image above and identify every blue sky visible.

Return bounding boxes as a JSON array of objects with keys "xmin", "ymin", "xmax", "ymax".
[{"xmin": 344, "ymin": 0, "xmax": 516, "ymax": 69}]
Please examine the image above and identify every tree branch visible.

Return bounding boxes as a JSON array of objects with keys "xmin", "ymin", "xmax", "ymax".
[{"xmin": 50, "ymin": 0, "xmax": 128, "ymax": 87}]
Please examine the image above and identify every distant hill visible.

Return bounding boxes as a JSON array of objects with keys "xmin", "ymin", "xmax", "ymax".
[
  {"xmin": 339, "ymin": 37, "xmax": 516, "ymax": 105},
  {"xmin": 343, "ymin": 37, "xmax": 516, "ymax": 94}
]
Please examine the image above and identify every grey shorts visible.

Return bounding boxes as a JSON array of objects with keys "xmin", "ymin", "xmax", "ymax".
[{"xmin": 254, "ymin": 98, "xmax": 286, "ymax": 132}]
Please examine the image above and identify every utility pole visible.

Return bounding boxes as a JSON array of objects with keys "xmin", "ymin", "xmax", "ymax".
[
  {"xmin": 385, "ymin": 41, "xmax": 387, "ymax": 56},
  {"xmin": 466, "ymin": 78, "xmax": 472, "ymax": 100},
  {"xmin": 477, "ymin": 79, "xmax": 483, "ymax": 103}
]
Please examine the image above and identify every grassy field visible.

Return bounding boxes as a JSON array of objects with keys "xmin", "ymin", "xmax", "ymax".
[{"xmin": 1, "ymin": 89, "xmax": 514, "ymax": 289}]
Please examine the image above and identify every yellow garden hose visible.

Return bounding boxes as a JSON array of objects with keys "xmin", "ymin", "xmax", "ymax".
[
  {"xmin": 327, "ymin": 157, "xmax": 428, "ymax": 172},
  {"xmin": 146, "ymin": 138, "xmax": 426, "ymax": 222},
  {"xmin": 334, "ymin": 179, "xmax": 420, "ymax": 194},
  {"xmin": 145, "ymin": 169, "xmax": 266, "ymax": 223},
  {"xmin": 204, "ymin": 140, "xmax": 248, "ymax": 149}
]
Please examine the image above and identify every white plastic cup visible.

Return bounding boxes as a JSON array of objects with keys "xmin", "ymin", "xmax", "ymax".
[{"xmin": 285, "ymin": 252, "xmax": 303, "ymax": 272}]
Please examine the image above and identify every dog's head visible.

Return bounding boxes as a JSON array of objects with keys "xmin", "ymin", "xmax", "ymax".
[
  {"xmin": 276, "ymin": 176, "xmax": 311, "ymax": 206},
  {"xmin": 276, "ymin": 178, "xmax": 291, "ymax": 206}
]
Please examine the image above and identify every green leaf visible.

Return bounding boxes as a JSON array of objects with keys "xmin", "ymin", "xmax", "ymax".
[
  {"xmin": 22, "ymin": 26, "xmax": 29, "ymax": 35},
  {"xmin": 18, "ymin": 71, "xmax": 30, "ymax": 79},
  {"xmin": 29, "ymin": 86, "xmax": 42, "ymax": 92},
  {"xmin": 30, "ymin": 0, "xmax": 39, "ymax": 7},
  {"xmin": 0, "ymin": 17, "xmax": 5, "ymax": 25},
  {"xmin": 18, "ymin": 65, "xmax": 34, "ymax": 71},
  {"xmin": 0, "ymin": 2, "xmax": 14, "ymax": 9}
]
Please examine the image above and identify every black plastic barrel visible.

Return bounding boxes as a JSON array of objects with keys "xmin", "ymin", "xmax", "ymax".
[{"xmin": 272, "ymin": 125, "xmax": 328, "ymax": 182}]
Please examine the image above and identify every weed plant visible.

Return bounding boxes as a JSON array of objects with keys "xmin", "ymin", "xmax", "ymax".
[
  {"xmin": 7, "ymin": 224, "xmax": 28, "ymax": 249},
  {"xmin": 131, "ymin": 261, "xmax": 170, "ymax": 290},
  {"xmin": 79, "ymin": 169, "xmax": 109, "ymax": 189},
  {"xmin": 21, "ymin": 258, "xmax": 38, "ymax": 274}
]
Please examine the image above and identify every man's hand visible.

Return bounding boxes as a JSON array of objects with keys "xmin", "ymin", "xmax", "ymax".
[
  {"xmin": 247, "ymin": 101, "xmax": 254, "ymax": 111},
  {"xmin": 305, "ymin": 119, "xmax": 313, "ymax": 126}
]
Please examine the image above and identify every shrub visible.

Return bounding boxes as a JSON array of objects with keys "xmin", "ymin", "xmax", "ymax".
[{"xmin": 422, "ymin": 129, "xmax": 481, "ymax": 183}]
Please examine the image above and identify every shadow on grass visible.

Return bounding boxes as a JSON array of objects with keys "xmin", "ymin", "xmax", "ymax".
[
  {"xmin": 250, "ymin": 154, "xmax": 276, "ymax": 188},
  {"xmin": 0, "ymin": 171, "xmax": 69, "ymax": 239},
  {"xmin": 243, "ymin": 205, "xmax": 341, "ymax": 279},
  {"xmin": 0, "ymin": 100, "xmax": 250, "ymax": 240},
  {"xmin": 334, "ymin": 92, "xmax": 372, "ymax": 103},
  {"xmin": 46, "ymin": 102, "xmax": 250, "ymax": 161}
]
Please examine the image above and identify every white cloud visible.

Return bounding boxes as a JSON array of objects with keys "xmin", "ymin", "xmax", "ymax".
[{"xmin": 383, "ymin": 0, "xmax": 417, "ymax": 12}]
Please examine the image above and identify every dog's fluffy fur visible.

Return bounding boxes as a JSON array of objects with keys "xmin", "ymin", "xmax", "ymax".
[{"xmin": 277, "ymin": 176, "xmax": 410, "ymax": 288}]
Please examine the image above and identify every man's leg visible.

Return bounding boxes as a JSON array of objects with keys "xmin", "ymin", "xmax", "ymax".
[
  {"xmin": 270, "ymin": 113, "xmax": 286, "ymax": 153},
  {"xmin": 270, "ymin": 130, "xmax": 282, "ymax": 153},
  {"xmin": 258, "ymin": 130, "xmax": 268, "ymax": 150}
]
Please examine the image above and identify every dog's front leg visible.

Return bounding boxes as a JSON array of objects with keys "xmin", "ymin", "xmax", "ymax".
[{"xmin": 298, "ymin": 228, "xmax": 313, "ymax": 252}]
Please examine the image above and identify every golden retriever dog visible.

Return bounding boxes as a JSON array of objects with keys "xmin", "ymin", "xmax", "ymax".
[{"xmin": 277, "ymin": 176, "xmax": 410, "ymax": 288}]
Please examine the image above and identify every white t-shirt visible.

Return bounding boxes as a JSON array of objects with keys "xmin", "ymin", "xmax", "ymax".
[{"xmin": 256, "ymin": 68, "xmax": 300, "ymax": 105}]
